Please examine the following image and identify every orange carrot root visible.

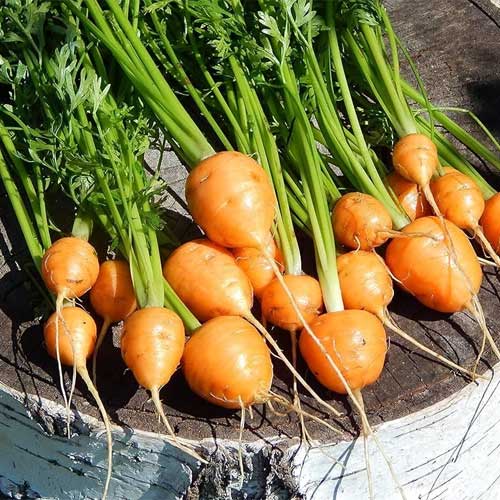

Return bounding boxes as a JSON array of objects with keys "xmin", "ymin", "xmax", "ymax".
[
  {"xmin": 476, "ymin": 228, "xmax": 500, "ymax": 268},
  {"xmin": 78, "ymin": 366, "xmax": 113, "ymax": 500},
  {"xmin": 150, "ymin": 388, "xmax": 206, "ymax": 463}
]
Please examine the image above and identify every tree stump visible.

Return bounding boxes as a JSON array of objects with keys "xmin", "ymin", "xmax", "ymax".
[{"xmin": 0, "ymin": 0, "xmax": 499, "ymax": 498}]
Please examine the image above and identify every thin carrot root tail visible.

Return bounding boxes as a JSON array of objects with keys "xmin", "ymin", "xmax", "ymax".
[
  {"xmin": 65, "ymin": 363, "xmax": 78, "ymax": 439},
  {"xmin": 92, "ymin": 317, "xmax": 112, "ymax": 386},
  {"xmin": 469, "ymin": 295, "xmax": 500, "ymax": 375},
  {"xmin": 476, "ymin": 228, "xmax": 500, "ymax": 268},
  {"xmin": 422, "ymin": 184, "xmax": 443, "ymax": 218},
  {"xmin": 78, "ymin": 366, "xmax": 113, "ymax": 500},
  {"xmin": 477, "ymin": 256, "xmax": 499, "ymax": 268},
  {"xmin": 267, "ymin": 391, "xmax": 341, "ymax": 436},
  {"xmin": 237, "ymin": 398, "xmax": 246, "ymax": 489},
  {"xmin": 55, "ymin": 293, "xmax": 70, "ymax": 437},
  {"xmin": 352, "ymin": 389, "xmax": 373, "ymax": 500},
  {"xmin": 246, "ymin": 314, "xmax": 340, "ymax": 418},
  {"xmin": 380, "ymin": 229, "xmax": 439, "ymax": 241},
  {"xmin": 383, "ymin": 310, "xmax": 477, "ymax": 379},
  {"xmin": 150, "ymin": 388, "xmax": 207, "ymax": 464},
  {"xmin": 289, "ymin": 329, "xmax": 311, "ymax": 446},
  {"xmin": 353, "ymin": 389, "xmax": 407, "ymax": 500}
]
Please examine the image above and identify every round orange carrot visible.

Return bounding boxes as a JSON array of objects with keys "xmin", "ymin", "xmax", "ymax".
[
  {"xmin": 386, "ymin": 171, "xmax": 431, "ymax": 221},
  {"xmin": 90, "ymin": 260, "xmax": 137, "ymax": 323},
  {"xmin": 183, "ymin": 316, "xmax": 273, "ymax": 409},
  {"xmin": 430, "ymin": 167, "xmax": 485, "ymax": 231},
  {"xmin": 332, "ymin": 192, "xmax": 392, "ymax": 250},
  {"xmin": 42, "ymin": 237, "xmax": 99, "ymax": 300},
  {"xmin": 385, "ymin": 216, "xmax": 481, "ymax": 313},
  {"xmin": 90, "ymin": 260, "xmax": 137, "ymax": 383},
  {"xmin": 299, "ymin": 310, "xmax": 387, "ymax": 394},
  {"xmin": 44, "ymin": 307, "xmax": 113, "ymax": 499},
  {"xmin": 232, "ymin": 235, "xmax": 284, "ymax": 298},
  {"xmin": 121, "ymin": 307, "xmax": 185, "ymax": 393},
  {"xmin": 186, "ymin": 151, "xmax": 275, "ymax": 249},
  {"xmin": 163, "ymin": 239, "xmax": 253, "ymax": 321},
  {"xmin": 260, "ymin": 274, "xmax": 323, "ymax": 332},
  {"xmin": 392, "ymin": 133, "xmax": 438, "ymax": 187},
  {"xmin": 337, "ymin": 251, "xmax": 393, "ymax": 318}
]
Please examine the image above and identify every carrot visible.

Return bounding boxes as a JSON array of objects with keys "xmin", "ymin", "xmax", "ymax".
[
  {"xmin": 163, "ymin": 238, "xmax": 339, "ymax": 418},
  {"xmin": 41, "ymin": 236, "xmax": 100, "ymax": 435},
  {"xmin": 386, "ymin": 171, "xmax": 431, "ymax": 221},
  {"xmin": 183, "ymin": 316, "xmax": 273, "ymax": 409},
  {"xmin": 392, "ymin": 134, "xmax": 439, "ymax": 188},
  {"xmin": 480, "ymin": 193, "xmax": 500, "ymax": 254},
  {"xmin": 385, "ymin": 216, "xmax": 500, "ymax": 371},
  {"xmin": 42, "ymin": 237, "xmax": 99, "ymax": 301},
  {"xmin": 337, "ymin": 250, "xmax": 475, "ymax": 377},
  {"xmin": 299, "ymin": 310, "xmax": 386, "ymax": 395},
  {"xmin": 260, "ymin": 274, "xmax": 323, "ymax": 332},
  {"xmin": 332, "ymin": 192, "xmax": 430, "ymax": 251},
  {"xmin": 332, "ymin": 192, "xmax": 393, "ymax": 250},
  {"xmin": 44, "ymin": 306, "xmax": 112, "ymax": 499},
  {"xmin": 391, "ymin": 134, "xmax": 448, "ymax": 223},
  {"xmin": 163, "ymin": 239, "xmax": 253, "ymax": 321},
  {"xmin": 298, "ymin": 309, "xmax": 390, "ymax": 497},
  {"xmin": 431, "ymin": 167, "xmax": 500, "ymax": 267},
  {"xmin": 260, "ymin": 272, "xmax": 324, "ymax": 440},
  {"xmin": 120, "ymin": 306, "xmax": 202, "ymax": 460},
  {"xmin": 232, "ymin": 235, "xmax": 284, "ymax": 299},
  {"xmin": 182, "ymin": 315, "xmax": 336, "ymax": 477},
  {"xmin": 186, "ymin": 151, "xmax": 275, "ymax": 249},
  {"xmin": 90, "ymin": 260, "xmax": 137, "ymax": 384}
]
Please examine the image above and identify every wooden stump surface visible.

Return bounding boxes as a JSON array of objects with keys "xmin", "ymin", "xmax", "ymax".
[{"xmin": 0, "ymin": 0, "xmax": 499, "ymax": 463}]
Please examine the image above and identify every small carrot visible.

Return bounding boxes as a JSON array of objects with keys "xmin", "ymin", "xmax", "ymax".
[
  {"xmin": 44, "ymin": 306, "xmax": 112, "ymax": 499},
  {"xmin": 260, "ymin": 274, "xmax": 323, "ymax": 332},
  {"xmin": 480, "ymin": 193, "xmax": 500, "ymax": 254},
  {"xmin": 332, "ymin": 192, "xmax": 393, "ymax": 250},
  {"xmin": 120, "ymin": 306, "xmax": 202, "ymax": 461},
  {"xmin": 90, "ymin": 260, "xmax": 137, "ymax": 384},
  {"xmin": 183, "ymin": 316, "xmax": 273, "ymax": 409},
  {"xmin": 386, "ymin": 171, "xmax": 431, "ymax": 221},
  {"xmin": 183, "ymin": 315, "xmax": 336, "ymax": 477},
  {"xmin": 163, "ymin": 239, "xmax": 253, "ymax": 321},
  {"xmin": 299, "ymin": 310, "xmax": 387, "ymax": 395},
  {"xmin": 232, "ymin": 235, "xmax": 284, "ymax": 299},
  {"xmin": 392, "ymin": 133, "xmax": 439, "ymax": 191},
  {"xmin": 42, "ymin": 237, "xmax": 100, "ymax": 302},
  {"xmin": 431, "ymin": 167, "xmax": 500, "ymax": 267}
]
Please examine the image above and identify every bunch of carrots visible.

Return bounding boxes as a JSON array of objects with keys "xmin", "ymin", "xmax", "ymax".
[{"xmin": 1, "ymin": 0, "xmax": 500, "ymax": 498}]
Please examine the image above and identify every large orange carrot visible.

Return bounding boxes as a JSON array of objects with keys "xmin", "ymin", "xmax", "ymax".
[
  {"xmin": 163, "ymin": 239, "xmax": 253, "ymax": 321},
  {"xmin": 186, "ymin": 151, "xmax": 275, "ymax": 249},
  {"xmin": 386, "ymin": 216, "xmax": 500, "ymax": 370}
]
